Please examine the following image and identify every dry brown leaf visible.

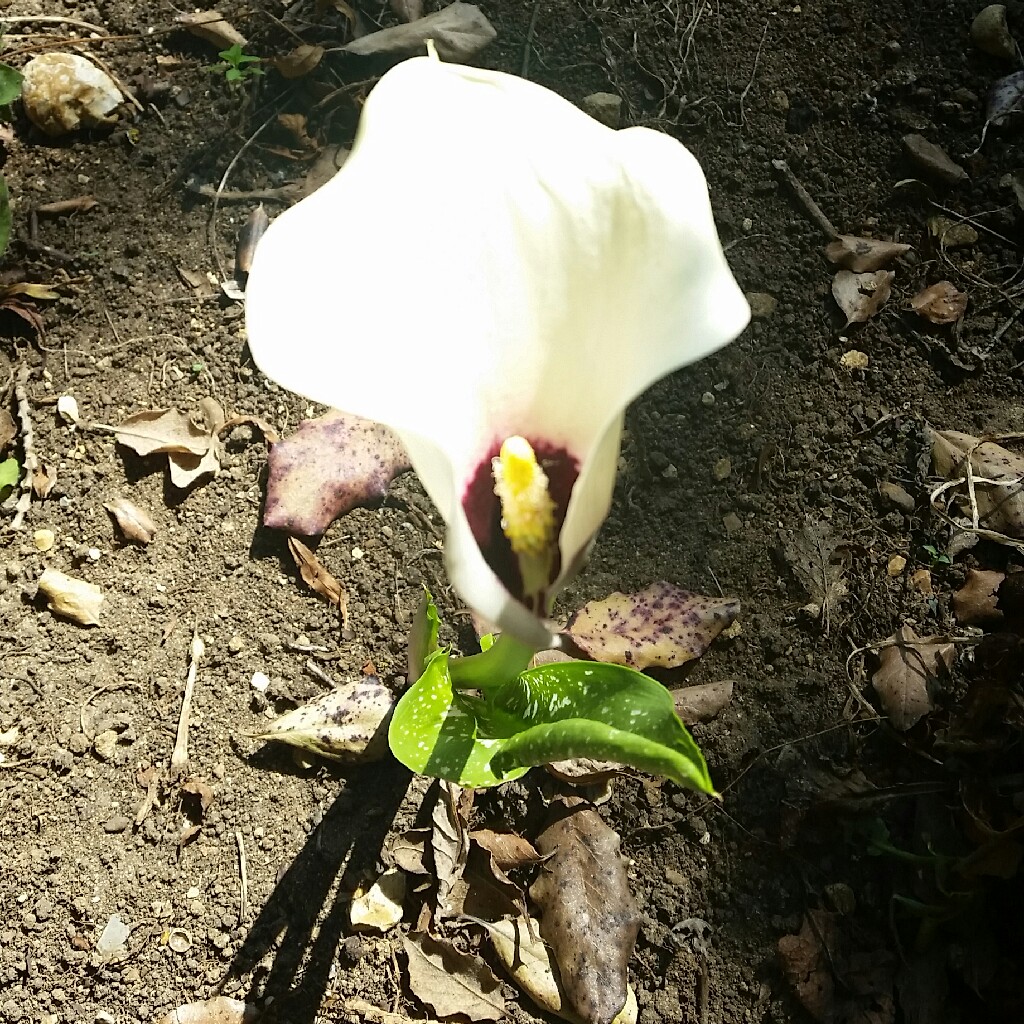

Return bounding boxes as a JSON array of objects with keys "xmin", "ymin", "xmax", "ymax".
[
  {"xmin": 671, "ymin": 679, "xmax": 734, "ymax": 724},
  {"xmin": 832, "ymin": 269, "xmax": 895, "ymax": 326},
  {"xmin": 37, "ymin": 568, "xmax": 103, "ymax": 626},
  {"xmin": 824, "ymin": 235, "xmax": 911, "ymax": 272},
  {"xmin": 432, "ymin": 781, "xmax": 471, "ymax": 919},
  {"xmin": 287, "ymin": 537, "xmax": 348, "ymax": 616},
  {"xmin": 104, "ymin": 496, "xmax": 158, "ymax": 544},
  {"xmin": 343, "ymin": 2, "xmax": 496, "ymax": 62},
  {"xmin": 160, "ymin": 997, "xmax": 257, "ymax": 1024},
  {"xmin": 113, "ymin": 408, "xmax": 213, "ymax": 457},
  {"xmin": 264, "ymin": 410, "xmax": 410, "ymax": 536},
  {"xmin": 168, "ymin": 447, "xmax": 221, "ymax": 489},
  {"xmin": 871, "ymin": 625, "xmax": 955, "ymax": 730},
  {"xmin": 783, "ymin": 521, "xmax": 848, "ymax": 633},
  {"xmin": 219, "ymin": 413, "xmax": 280, "ymax": 444},
  {"xmin": 565, "ymin": 582, "xmax": 739, "ymax": 669},
  {"xmin": 235, "ymin": 204, "xmax": 269, "ymax": 276},
  {"xmin": 952, "ymin": 569, "xmax": 1005, "ymax": 626},
  {"xmin": 31, "ymin": 460, "xmax": 57, "ymax": 498},
  {"xmin": 272, "ymin": 44, "xmax": 325, "ymax": 79},
  {"xmin": 909, "ymin": 281, "xmax": 967, "ymax": 324},
  {"xmin": 777, "ymin": 911, "xmax": 838, "ymax": 1022},
  {"xmin": 391, "ymin": 827, "xmax": 431, "ymax": 874},
  {"xmin": 470, "ymin": 829, "xmax": 543, "ymax": 871},
  {"xmin": 930, "ymin": 428, "xmax": 1024, "ymax": 538},
  {"xmin": 390, "ymin": 0, "xmax": 425, "ymax": 21},
  {"xmin": 403, "ymin": 933, "xmax": 505, "ymax": 1022},
  {"xmin": 530, "ymin": 804, "xmax": 639, "ymax": 1024},
  {"xmin": 176, "ymin": 11, "xmax": 247, "ymax": 49},
  {"xmin": 250, "ymin": 677, "xmax": 394, "ymax": 762}
]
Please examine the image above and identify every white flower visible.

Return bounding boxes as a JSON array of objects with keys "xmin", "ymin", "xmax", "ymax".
[{"xmin": 245, "ymin": 53, "xmax": 749, "ymax": 650}]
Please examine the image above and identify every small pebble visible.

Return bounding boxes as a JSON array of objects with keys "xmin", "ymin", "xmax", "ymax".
[
  {"xmin": 712, "ymin": 457, "xmax": 732, "ymax": 481},
  {"xmin": 93, "ymin": 730, "xmax": 118, "ymax": 761},
  {"xmin": 722, "ymin": 512, "xmax": 743, "ymax": 535},
  {"xmin": 103, "ymin": 815, "xmax": 130, "ymax": 834},
  {"xmin": 227, "ymin": 635, "xmax": 245, "ymax": 654},
  {"xmin": 902, "ymin": 134, "xmax": 968, "ymax": 186},
  {"xmin": 701, "ymin": 392, "xmax": 715, "ymax": 406},
  {"xmin": 580, "ymin": 91, "xmax": 622, "ymax": 127},
  {"xmin": 879, "ymin": 481, "xmax": 915, "ymax": 514},
  {"xmin": 746, "ymin": 292, "xmax": 778, "ymax": 318}
]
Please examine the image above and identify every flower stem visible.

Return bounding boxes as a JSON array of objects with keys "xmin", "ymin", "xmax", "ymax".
[{"xmin": 449, "ymin": 633, "xmax": 536, "ymax": 691}]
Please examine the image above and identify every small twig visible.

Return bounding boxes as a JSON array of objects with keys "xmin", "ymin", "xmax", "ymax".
[
  {"xmin": 734, "ymin": 21, "xmax": 768, "ymax": 126},
  {"xmin": 170, "ymin": 630, "xmax": 205, "ymax": 774},
  {"xmin": 187, "ymin": 181, "xmax": 299, "ymax": 204},
  {"xmin": 11, "ymin": 363, "xmax": 37, "ymax": 531},
  {"xmin": 235, "ymin": 830, "xmax": 249, "ymax": 923},
  {"xmin": 521, "ymin": 0, "xmax": 542, "ymax": 78},
  {"xmin": 0, "ymin": 14, "xmax": 109, "ymax": 34},
  {"xmin": 305, "ymin": 659, "xmax": 338, "ymax": 689},
  {"xmin": 771, "ymin": 158, "xmax": 839, "ymax": 240}
]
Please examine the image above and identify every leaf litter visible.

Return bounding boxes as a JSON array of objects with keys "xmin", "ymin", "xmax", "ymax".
[
  {"xmin": 908, "ymin": 281, "xmax": 968, "ymax": 324},
  {"xmin": 402, "ymin": 932, "xmax": 505, "ymax": 1022},
  {"xmin": 831, "ymin": 269, "xmax": 895, "ymax": 326},
  {"xmin": 871, "ymin": 625, "xmax": 955, "ymax": 730},
  {"xmin": 824, "ymin": 235, "xmax": 911, "ymax": 272},
  {"xmin": 782, "ymin": 521, "xmax": 849, "ymax": 634}
]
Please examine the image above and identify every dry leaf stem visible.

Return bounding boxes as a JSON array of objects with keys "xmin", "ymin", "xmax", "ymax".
[
  {"xmin": 11, "ymin": 363, "xmax": 38, "ymax": 530},
  {"xmin": 171, "ymin": 630, "xmax": 205, "ymax": 773}
]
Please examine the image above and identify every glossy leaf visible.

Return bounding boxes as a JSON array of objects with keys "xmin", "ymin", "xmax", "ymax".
[
  {"xmin": 388, "ymin": 649, "xmax": 529, "ymax": 788},
  {"xmin": 0, "ymin": 63, "xmax": 22, "ymax": 108},
  {"xmin": 489, "ymin": 662, "xmax": 715, "ymax": 793}
]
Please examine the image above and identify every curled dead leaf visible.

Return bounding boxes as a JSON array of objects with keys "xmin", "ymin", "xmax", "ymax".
[
  {"xmin": 113, "ymin": 408, "xmax": 213, "ymax": 457},
  {"xmin": 824, "ymin": 235, "xmax": 911, "ymax": 272},
  {"xmin": 871, "ymin": 625, "xmax": 955, "ymax": 730},
  {"xmin": 272, "ymin": 44, "xmax": 325, "ymax": 79},
  {"xmin": 832, "ymin": 270, "xmax": 895, "ymax": 326},
  {"xmin": 952, "ymin": 569, "xmax": 1005, "ymax": 626},
  {"xmin": 343, "ymin": 2, "xmax": 497, "ymax": 62},
  {"xmin": 235, "ymin": 204, "xmax": 269, "ymax": 276},
  {"xmin": 403, "ymin": 932, "xmax": 505, "ymax": 1022},
  {"xmin": 287, "ymin": 537, "xmax": 348, "ymax": 621},
  {"xmin": 37, "ymin": 568, "xmax": 103, "ymax": 626},
  {"xmin": 176, "ymin": 11, "xmax": 247, "ymax": 49},
  {"xmin": 908, "ymin": 281, "xmax": 967, "ymax": 324},
  {"xmin": 104, "ymin": 496, "xmax": 158, "ymax": 544}
]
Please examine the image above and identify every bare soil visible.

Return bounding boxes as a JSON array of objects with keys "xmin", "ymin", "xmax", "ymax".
[{"xmin": 2, "ymin": 2, "xmax": 1023, "ymax": 1023}]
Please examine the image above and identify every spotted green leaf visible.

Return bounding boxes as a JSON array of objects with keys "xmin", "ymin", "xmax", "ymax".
[
  {"xmin": 388, "ymin": 649, "xmax": 529, "ymax": 788},
  {"xmin": 489, "ymin": 662, "xmax": 715, "ymax": 794}
]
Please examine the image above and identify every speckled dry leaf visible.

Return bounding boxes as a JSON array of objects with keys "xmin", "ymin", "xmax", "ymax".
[
  {"xmin": 831, "ymin": 269, "xmax": 895, "ymax": 326},
  {"xmin": 391, "ymin": 827, "xmax": 431, "ymax": 874},
  {"xmin": 343, "ymin": 3, "xmax": 497, "ymax": 62},
  {"xmin": 251, "ymin": 677, "xmax": 394, "ymax": 761},
  {"xmin": 783, "ymin": 521, "xmax": 848, "ymax": 634},
  {"xmin": 930, "ymin": 429, "xmax": 1024, "ymax": 538},
  {"xmin": 287, "ymin": 536, "xmax": 347, "ymax": 613},
  {"xmin": 263, "ymin": 410, "xmax": 410, "ymax": 536},
  {"xmin": 104, "ymin": 496, "xmax": 157, "ymax": 544},
  {"xmin": 176, "ymin": 11, "xmax": 247, "ymax": 48},
  {"xmin": 403, "ymin": 932, "xmax": 505, "ymax": 1022},
  {"xmin": 871, "ymin": 625, "xmax": 954, "ymax": 730},
  {"xmin": 909, "ymin": 281, "xmax": 967, "ymax": 324},
  {"xmin": 432, "ymin": 781, "xmax": 471, "ymax": 919},
  {"xmin": 112, "ymin": 408, "xmax": 214, "ymax": 457},
  {"xmin": 159, "ymin": 997, "xmax": 258, "ymax": 1024},
  {"xmin": 952, "ymin": 569, "xmax": 1005, "ymax": 626},
  {"xmin": 824, "ymin": 235, "xmax": 911, "ymax": 272},
  {"xmin": 530, "ymin": 804, "xmax": 639, "ymax": 1024},
  {"xmin": 671, "ymin": 680, "xmax": 734, "ymax": 724},
  {"xmin": 470, "ymin": 829, "xmax": 543, "ymax": 871},
  {"xmin": 37, "ymin": 567, "xmax": 103, "ymax": 626},
  {"xmin": 777, "ymin": 911, "xmax": 838, "ymax": 1022},
  {"xmin": 565, "ymin": 582, "xmax": 739, "ymax": 670}
]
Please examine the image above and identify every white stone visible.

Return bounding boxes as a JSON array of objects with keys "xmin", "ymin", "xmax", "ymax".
[{"xmin": 22, "ymin": 53, "xmax": 123, "ymax": 137}]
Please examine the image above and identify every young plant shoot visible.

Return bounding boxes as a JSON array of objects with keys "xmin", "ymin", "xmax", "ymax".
[{"xmin": 245, "ymin": 49, "xmax": 750, "ymax": 792}]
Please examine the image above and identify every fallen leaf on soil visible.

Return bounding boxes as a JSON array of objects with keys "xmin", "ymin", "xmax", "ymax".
[
  {"xmin": 168, "ymin": 445, "xmax": 221, "ymax": 489},
  {"xmin": 391, "ymin": 827, "xmax": 431, "ymax": 874},
  {"xmin": 832, "ymin": 269, "xmax": 895, "ymax": 326},
  {"xmin": 671, "ymin": 679, "xmax": 734, "ymax": 724},
  {"xmin": 477, "ymin": 915, "xmax": 638, "ymax": 1024},
  {"xmin": 952, "ymin": 569, "xmax": 1005, "ymax": 626},
  {"xmin": 180, "ymin": 777, "xmax": 215, "ymax": 818},
  {"xmin": 871, "ymin": 625, "xmax": 955, "ymax": 730},
  {"xmin": 344, "ymin": 2, "xmax": 497, "ymax": 63},
  {"xmin": 300, "ymin": 145, "xmax": 350, "ymax": 198},
  {"xmin": 432, "ymin": 781, "xmax": 471, "ymax": 919},
  {"xmin": 249, "ymin": 676, "xmax": 394, "ymax": 761},
  {"xmin": 824, "ymin": 235, "xmax": 911, "ymax": 272},
  {"xmin": 777, "ymin": 911, "xmax": 837, "ymax": 1021},
  {"xmin": 565, "ymin": 582, "xmax": 739, "ymax": 669},
  {"xmin": 910, "ymin": 568, "xmax": 933, "ymax": 595},
  {"xmin": 530, "ymin": 803, "xmax": 639, "ymax": 1024},
  {"xmin": 235, "ymin": 203, "xmax": 269, "ymax": 276},
  {"xmin": 908, "ymin": 281, "xmax": 967, "ymax": 324},
  {"xmin": 470, "ymin": 829, "xmax": 544, "ymax": 871},
  {"xmin": 390, "ymin": 0, "xmax": 425, "ymax": 21},
  {"xmin": 403, "ymin": 932, "xmax": 505, "ymax": 1021},
  {"xmin": 0, "ymin": 294, "xmax": 46, "ymax": 337},
  {"xmin": 37, "ymin": 567, "xmax": 103, "ymax": 626},
  {"xmin": 159, "ymin": 997, "xmax": 258, "ymax": 1024},
  {"xmin": 783, "ymin": 521, "xmax": 848, "ymax": 634},
  {"xmin": 544, "ymin": 759, "xmax": 620, "ymax": 795},
  {"xmin": 986, "ymin": 69, "xmax": 1024, "ymax": 129},
  {"xmin": 930, "ymin": 429, "xmax": 1024, "ymax": 538},
  {"xmin": 272, "ymin": 44, "xmax": 325, "ymax": 79},
  {"xmin": 287, "ymin": 537, "xmax": 348, "ymax": 619},
  {"xmin": 264, "ymin": 410, "xmax": 410, "ymax": 535},
  {"xmin": 176, "ymin": 11, "xmax": 247, "ymax": 49},
  {"xmin": 351, "ymin": 867, "xmax": 406, "ymax": 932},
  {"xmin": 112, "ymin": 408, "xmax": 213, "ymax": 457},
  {"xmin": 104, "ymin": 496, "xmax": 157, "ymax": 544}
]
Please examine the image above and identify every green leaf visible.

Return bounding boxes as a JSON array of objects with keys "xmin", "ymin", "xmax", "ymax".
[
  {"xmin": 225, "ymin": 68, "xmax": 242, "ymax": 83},
  {"xmin": 0, "ymin": 174, "xmax": 10, "ymax": 262},
  {"xmin": 0, "ymin": 456, "xmax": 19, "ymax": 494},
  {"xmin": 488, "ymin": 662, "xmax": 716, "ymax": 794},
  {"xmin": 0, "ymin": 63, "xmax": 22, "ymax": 108},
  {"xmin": 218, "ymin": 44, "xmax": 244, "ymax": 65},
  {"xmin": 388, "ymin": 649, "xmax": 530, "ymax": 788},
  {"xmin": 406, "ymin": 588, "xmax": 440, "ymax": 679}
]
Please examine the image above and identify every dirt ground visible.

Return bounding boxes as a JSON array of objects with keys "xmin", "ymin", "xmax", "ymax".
[{"xmin": 2, "ymin": 1, "xmax": 1023, "ymax": 1022}]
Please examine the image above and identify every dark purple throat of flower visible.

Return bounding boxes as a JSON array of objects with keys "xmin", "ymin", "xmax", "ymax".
[{"xmin": 462, "ymin": 438, "xmax": 579, "ymax": 613}]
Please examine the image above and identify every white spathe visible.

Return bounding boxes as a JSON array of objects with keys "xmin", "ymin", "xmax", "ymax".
[{"xmin": 245, "ymin": 54, "xmax": 750, "ymax": 649}]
